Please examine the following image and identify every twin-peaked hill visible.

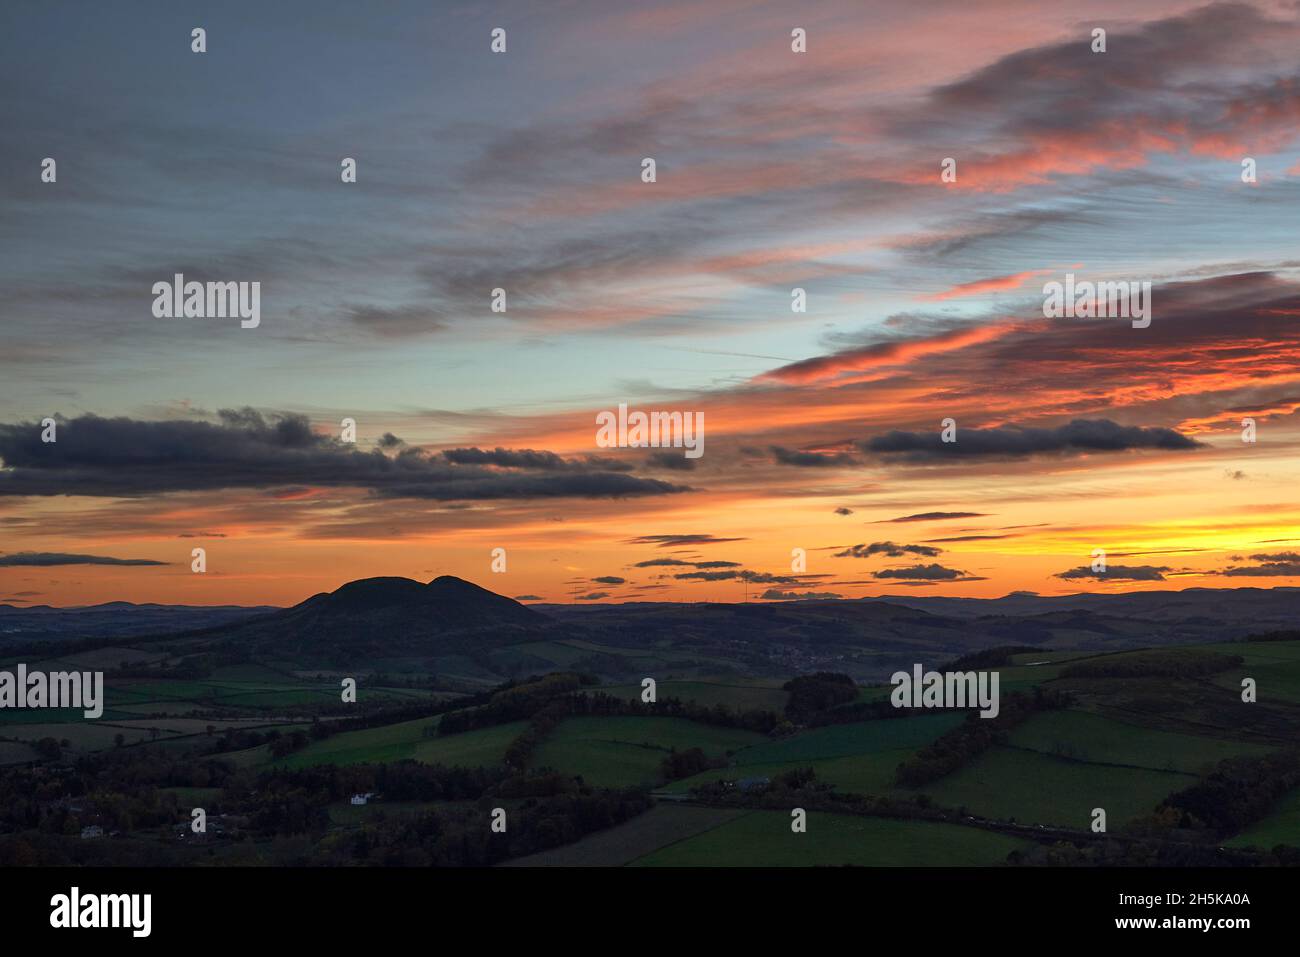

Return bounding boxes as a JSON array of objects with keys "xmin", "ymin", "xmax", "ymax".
[
  {"xmin": 294, "ymin": 575, "xmax": 543, "ymax": 628},
  {"xmin": 182, "ymin": 575, "xmax": 553, "ymax": 670}
]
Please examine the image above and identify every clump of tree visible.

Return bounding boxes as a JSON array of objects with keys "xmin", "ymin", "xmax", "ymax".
[
  {"xmin": 267, "ymin": 729, "xmax": 310, "ymax": 758},
  {"xmin": 660, "ymin": 747, "xmax": 721, "ymax": 782},
  {"xmin": 502, "ymin": 701, "xmax": 568, "ymax": 771},
  {"xmin": 437, "ymin": 672, "xmax": 593, "ymax": 735},
  {"xmin": 1153, "ymin": 749, "xmax": 1300, "ymax": 838},
  {"xmin": 783, "ymin": 672, "xmax": 859, "ymax": 720},
  {"xmin": 773, "ymin": 766, "xmax": 817, "ymax": 790}
]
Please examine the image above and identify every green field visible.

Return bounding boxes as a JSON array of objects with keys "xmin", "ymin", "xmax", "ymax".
[
  {"xmin": 531, "ymin": 716, "xmax": 766, "ymax": 787},
  {"xmin": 662, "ymin": 713, "xmax": 963, "ymax": 795},
  {"xmin": 503, "ymin": 805, "xmax": 747, "ymax": 866},
  {"xmin": 1212, "ymin": 654, "xmax": 1300, "ymax": 706},
  {"xmin": 743, "ymin": 713, "xmax": 963, "ymax": 763},
  {"xmin": 1007, "ymin": 709, "xmax": 1275, "ymax": 773},
  {"xmin": 273, "ymin": 717, "xmax": 526, "ymax": 770},
  {"xmin": 12, "ymin": 722, "xmax": 167, "ymax": 749},
  {"xmin": 1225, "ymin": 786, "xmax": 1300, "ymax": 850},
  {"xmin": 0, "ymin": 672, "xmax": 451, "ymax": 756},
  {"xmin": 661, "ymin": 750, "xmax": 915, "ymax": 795},
  {"xmin": 597, "ymin": 680, "xmax": 789, "ymax": 712},
  {"xmin": 631, "ymin": 810, "xmax": 1030, "ymax": 866},
  {"xmin": 919, "ymin": 745, "xmax": 1194, "ymax": 827},
  {"xmin": 1197, "ymin": 640, "xmax": 1300, "ymax": 663},
  {"xmin": 413, "ymin": 722, "xmax": 527, "ymax": 768}
]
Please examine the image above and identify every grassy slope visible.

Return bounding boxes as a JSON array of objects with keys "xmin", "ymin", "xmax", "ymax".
[
  {"xmin": 631, "ymin": 810, "xmax": 1029, "ymax": 866},
  {"xmin": 1225, "ymin": 786, "xmax": 1300, "ymax": 849},
  {"xmin": 918, "ymin": 746, "xmax": 1194, "ymax": 827},
  {"xmin": 531, "ymin": 716, "xmax": 765, "ymax": 788},
  {"xmin": 274, "ymin": 718, "xmax": 526, "ymax": 770}
]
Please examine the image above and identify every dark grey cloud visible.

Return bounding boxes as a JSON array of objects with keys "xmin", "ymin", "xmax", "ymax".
[
  {"xmin": 632, "ymin": 557, "xmax": 740, "ymax": 570},
  {"xmin": 673, "ymin": 569, "xmax": 802, "ymax": 584},
  {"xmin": 1219, "ymin": 560, "xmax": 1300, "ymax": 577},
  {"xmin": 834, "ymin": 507, "xmax": 853, "ymax": 516},
  {"xmin": 861, "ymin": 419, "xmax": 1201, "ymax": 462},
  {"xmin": 0, "ymin": 411, "xmax": 686, "ymax": 501},
  {"xmin": 834, "ymin": 542, "xmax": 942, "ymax": 559},
  {"xmin": 592, "ymin": 576, "xmax": 626, "ymax": 585},
  {"xmin": 576, "ymin": 592, "xmax": 609, "ymax": 601},
  {"xmin": 1055, "ymin": 564, "xmax": 1171, "ymax": 581},
  {"xmin": 646, "ymin": 451, "xmax": 697, "ymax": 471},
  {"xmin": 770, "ymin": 446, "xmax": 856, "ymax": 467},
  {"xmin": 513, "ymin": 595, "xmax": 544, "ymax": 601},
  {"xmin": 761, "ymin": 589, "xmax": 843, "ymax": 601},
  {"xmin": 0, "ymin": 552, "xmax": 167, "ymax": 567},
  {"xmin": 627, "ymin": 535, "xmax": 746, "ymax": 547},
  {"xmin": 885, "ymin": 511, "xmax": 987, "ymax": 523},
  {"xmin": 872, "ymin": 563, "xmax": 974, "ymax": 581},
  {"xmin": 441, "ymin": 446, "xmax": 633, "ymax": 472},
  {"xmin": 673, "ymin": 570, "xmax": 743, "ymax": 581}
]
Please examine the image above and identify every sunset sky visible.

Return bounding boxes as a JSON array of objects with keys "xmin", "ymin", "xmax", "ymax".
[{"xmin": 3, "ymin": 0, "xmax": 1300, "ymax": 607}]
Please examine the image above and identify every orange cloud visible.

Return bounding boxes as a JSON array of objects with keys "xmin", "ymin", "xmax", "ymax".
[
  {"xmin": 926, "ymin": 270, "xmax": 1050, "ymax": 301},
  {"xmin": 758, "ymin": 322, "xmax": 1018, "ymax": 385}
]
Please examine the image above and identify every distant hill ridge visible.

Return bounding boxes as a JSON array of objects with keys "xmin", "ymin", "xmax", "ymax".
[{"xmin": 6, "ymin": 579, "xmax": 1300, "ymax": 684}]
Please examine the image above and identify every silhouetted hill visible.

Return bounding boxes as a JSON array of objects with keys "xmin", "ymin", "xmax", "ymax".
[
  {"xmin": 196, "ymin": 576, "xmax": 552, "ymax": 668},
  {"xmin": 290, "ymin": 575, "xmax": 544, "ymax": 628}
]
